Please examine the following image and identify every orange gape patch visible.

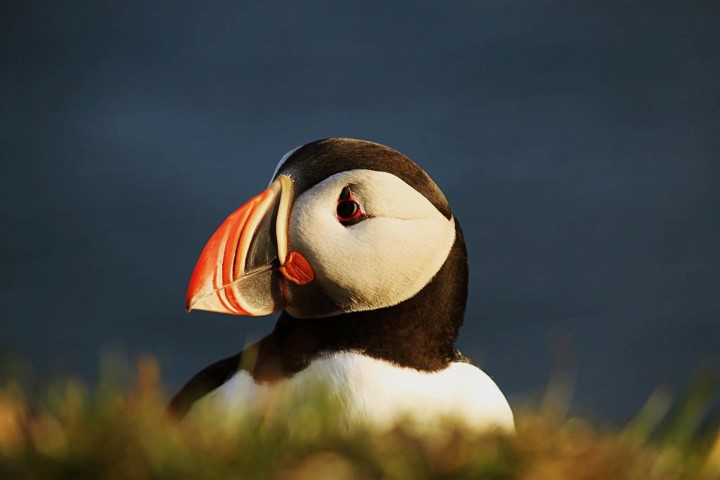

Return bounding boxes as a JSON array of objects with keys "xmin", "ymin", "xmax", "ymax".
[{"xmin": 279, "ymin": 250, "xmax": 315, "ymax": 285}]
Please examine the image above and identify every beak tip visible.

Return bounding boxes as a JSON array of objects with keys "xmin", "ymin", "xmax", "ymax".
[{"xmin": 184, "ymin": 292, "xmax": 196, "ymax": 313}]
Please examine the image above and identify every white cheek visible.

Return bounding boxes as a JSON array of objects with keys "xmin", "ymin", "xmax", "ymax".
[
  {"xmin": 324, "ymin": 217, "xmax": 454, "ymax": 309},
  {"xmin": 289, "ymin": 170, "xmax": 456, "ymax": 313}
]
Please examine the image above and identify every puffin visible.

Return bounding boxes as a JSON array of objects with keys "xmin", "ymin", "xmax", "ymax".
[{"xmin": 169, "ymin": 138, "xmax": 514, "ymax": 432}]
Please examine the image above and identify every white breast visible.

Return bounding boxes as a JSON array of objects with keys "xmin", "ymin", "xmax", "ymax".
[{"xmin": 191, "ymin": 352, "xmax": 514, "ymax": 432}]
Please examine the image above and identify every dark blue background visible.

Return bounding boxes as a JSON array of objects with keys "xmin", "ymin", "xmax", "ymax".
[{"xmin": 2, "ymin": 1, "xmax": 718, "ymax": 421}]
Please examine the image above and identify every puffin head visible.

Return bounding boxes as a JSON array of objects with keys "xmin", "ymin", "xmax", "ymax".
[{"xmin": 186, "ymin": 138, "xmax": 467, "ymax": 360}]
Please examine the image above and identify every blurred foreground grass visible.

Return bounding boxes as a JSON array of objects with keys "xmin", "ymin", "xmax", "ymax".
[{"xmin": 0, "ymin": 357, "xmax": 718, "ymax": 480}]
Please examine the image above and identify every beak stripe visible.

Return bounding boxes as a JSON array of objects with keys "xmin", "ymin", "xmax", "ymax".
[
  {"xmin": 275, "ymin": 176, "xmax": 294, "ymax": 265},
  {"xmin": 211, "ymin": 231, "xmax": 238, "ymax": 314},
  {"xmin": 235, "ymin": 190, "xmax": 275, "ymax": 279},
  {"xmin": 219, "ymin": 204, "xmax": 252, "ymax": 314}
]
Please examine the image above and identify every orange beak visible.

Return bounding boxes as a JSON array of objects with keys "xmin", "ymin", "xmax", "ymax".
[{"xmin": 185, "ymin": 176, "xmax": 314, "ymax": 316}]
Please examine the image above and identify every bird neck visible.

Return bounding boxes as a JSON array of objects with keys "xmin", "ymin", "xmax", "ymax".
[{"xmin": 252, "ymin": 221, "xmax": 469, "ymax": 381}]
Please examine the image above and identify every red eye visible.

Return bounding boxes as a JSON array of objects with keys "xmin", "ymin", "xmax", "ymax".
[
  {"xmin": 337, "ymin": 187, "xmax": 365, "ymax": 224},
  {"xmin": 337, "ymin": 200, "xmax": 362, "ymax": 222}
]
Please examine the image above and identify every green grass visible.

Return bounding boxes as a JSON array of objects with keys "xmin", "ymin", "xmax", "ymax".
[{"xmin": 0, "ymin": 357, "xmax": 718, "ymax": 480}]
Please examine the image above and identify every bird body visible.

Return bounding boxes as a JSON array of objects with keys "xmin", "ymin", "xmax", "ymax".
[
  {"xmin": 189, "ymin": 351, "xmax": 513, "ymax": 432},
  {"xmin": 170, "ymin": 138, "xmax": 514, "ymax": 432}
]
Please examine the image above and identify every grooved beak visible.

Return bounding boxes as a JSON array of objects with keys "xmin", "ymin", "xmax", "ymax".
[{"xmin": 185, "ymin": 177, "xmax": 293, "ymax": 316}]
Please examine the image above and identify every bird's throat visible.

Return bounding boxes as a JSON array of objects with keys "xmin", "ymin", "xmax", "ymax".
[{"xmin": 251, "ymin": 221, "xmax": 469, "ymax": 381}]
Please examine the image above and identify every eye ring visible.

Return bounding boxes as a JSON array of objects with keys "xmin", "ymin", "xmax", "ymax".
[
  {"xmin": 337, "ymin": 199, "xmax": 362, "ymax": 222},
  {"xmin": 337, "ymin": 187, "xmax": 365, "ymax": 225}
]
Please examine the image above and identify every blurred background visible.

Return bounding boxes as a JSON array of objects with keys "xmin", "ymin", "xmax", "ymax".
[{"xmin": 1, "ymin": 1, "xmax": 718, "ymax": 423}]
